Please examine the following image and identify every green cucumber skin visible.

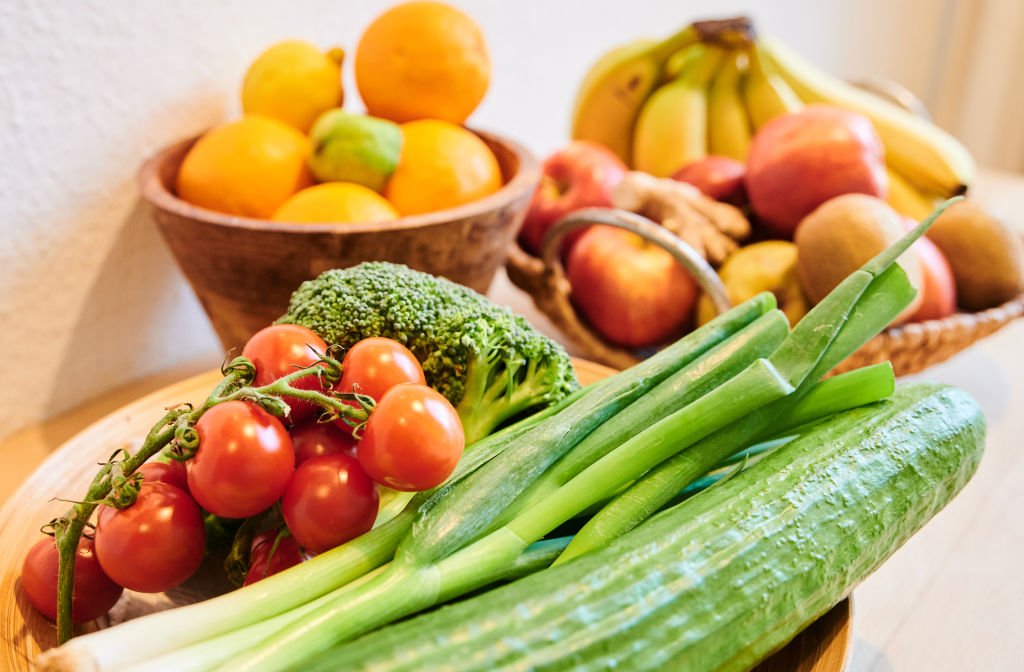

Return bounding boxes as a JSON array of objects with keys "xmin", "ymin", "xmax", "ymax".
[{"xmin": 317, "ymin": 383, "xmax": 985, "ymax": 672}]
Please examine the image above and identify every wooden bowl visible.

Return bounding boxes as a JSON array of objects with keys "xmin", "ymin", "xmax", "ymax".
[
  {"xmin": 139, "ymin": 129, "xmax": 540, "ymax": 351},
  {"xmin": 0, "ymin": 360, "xmax": 849, "ymax": 671}
]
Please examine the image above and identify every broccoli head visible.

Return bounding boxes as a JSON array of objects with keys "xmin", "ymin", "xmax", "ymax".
[{"xmin": 277, "ymin": 262, "xmax": 579, "ymax": 443}]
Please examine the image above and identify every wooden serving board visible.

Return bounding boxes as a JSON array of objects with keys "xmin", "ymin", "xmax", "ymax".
[{"xmin": 0, "ymin": 360, "xmax": 850, "ymax": 670}]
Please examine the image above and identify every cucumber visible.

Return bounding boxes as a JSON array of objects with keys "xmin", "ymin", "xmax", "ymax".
[{"xmin": 314, "ymin": 383, "xmax": 985, "ymax": 672}]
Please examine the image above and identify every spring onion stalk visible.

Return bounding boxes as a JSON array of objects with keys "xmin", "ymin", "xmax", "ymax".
[
  {"xmin": 555, "ymin": 207, "xmax": 956, "ymax": 564},
  {"xmin": 555, "ymin": 258, "xmax": 921, "ymax": 563},
  {"xmin": 488, "ymin": 309, "xmax": 790, "ymax": 530},
  {"xmin": 770, "ymin": 361, "xmax": 895, "ymax": 436},
  {"xmin": 226, "ymin": 359, "xmax": 795, "ymax": 671},
  {"xmin": 127, "ymin": 535, "xmax": 572, "ymax": 672},
  {"xmin": 400, "ymin": 292, "xmax": 776, "ymax": 567},
  {"xmin": 569, "ymin": 364, "xmax": 894, "ymax": 558}
]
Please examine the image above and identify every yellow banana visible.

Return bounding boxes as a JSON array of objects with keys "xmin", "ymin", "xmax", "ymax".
[
  {"xmin": 885, "ymin": 166, "xmax": 939, "ymax": 221},
  {"xmin": 742, "ymin": 42, "xmax": 802, "ymax": 129},
  {"xmin": 571, "ymin": 26, "xmax": 702, "ymax": 164},
  {"xmin": 708, "ymin": 50, "xmax": 752, "ymax": 160},
  {"xmin": 632, "ymin": 45, "xmax": 725, "ymax": 177},
  {"xmin": 760, "ymin": 36, "xmax": 975, "ymax": 196}
]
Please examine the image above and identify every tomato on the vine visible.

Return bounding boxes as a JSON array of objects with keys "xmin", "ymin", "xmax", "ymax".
[
  {"xmin": 340, "ymin": 338, "xmax": 425, "ymax": 400},
  {"xmin": 138, "ymin": 460, "xmax": 189, "ymax": 493},
  {"xmin": 335, "ymin": 338, "xmax": 425, "ymax": 434},
  {"xmin": 281, "ymin": 453, "xmax": 379, "ymax": 553},
  {"xmin": 243, "ymin": 530, "xmax": 303, "ymax": 586},
  {"xmin": 291, "ymin": 422, "xmax": 357, "ymax": 466},
  {"xmin": 94, "ymin": 482, "xmax": 205, "ymax": 593},
  {"xmin": 242, "ymin": 324, "xmax": 330, "ymax": 424},
  {"xmin": 189, "ymin": 401, "xmax": 294, "ymax": 519},
  {"xmin": 21, "ymin": 535, "xmax": 123, "ymax": 623},
  {"xmin": 358, "ymin": 384, "xmax": 464, "ymax": 491}
]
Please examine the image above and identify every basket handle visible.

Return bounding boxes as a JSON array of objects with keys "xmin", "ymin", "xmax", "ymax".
[{"xmin": 540, "ymin": 207, "xmax": 732, "ymax": 317}]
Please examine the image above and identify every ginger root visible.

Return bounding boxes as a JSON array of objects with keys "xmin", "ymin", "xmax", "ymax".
[{"xmin": 612, "ymin": 171, "xmax": 750, "ymax": 265}]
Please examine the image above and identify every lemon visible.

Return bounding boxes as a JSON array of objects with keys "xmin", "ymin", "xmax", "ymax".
[
  {"xmin": 308, "ymin": 110, "xmax": 403, "ymax": 192},
  {"xmin": 271, "ymin": 183, "xmax": 399, "ymax": 224},
  {"xmin": 242, "ymin": 40, "xmax": 345, "ymax": 133},
  {"xmin": 176, "ymin": 115, "xmax": 312, "ymax": 218},
  {"xmin": 696, "ymin": 241, "xmax": 809, "ymax": 327}
]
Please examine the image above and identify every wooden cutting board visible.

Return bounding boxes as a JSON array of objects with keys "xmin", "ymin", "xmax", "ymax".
[{"xmin": 0, "ymin": 360, "xmax": 850, "ymax": 670}]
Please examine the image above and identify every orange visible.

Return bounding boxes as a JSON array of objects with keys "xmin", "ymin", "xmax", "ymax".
[
  {"xmin": 355, "ymin": 1, "xmax": 490, "ymax": 124},
  {"xmin": 385, "ymin": 120, "xmax": 502, "ymax": 216},
  {"xmin": 271, "ymin": 183, "xmax": 399, "ymax": 224},
  {"xmin": 176, "ymin": 115, "xmax": 312, "ymax": 218}
]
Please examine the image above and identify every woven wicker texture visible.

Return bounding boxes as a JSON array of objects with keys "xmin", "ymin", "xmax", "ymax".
[{"xmin": 506, "ymin": 214, "xmax": 1024, "ymax": 375}]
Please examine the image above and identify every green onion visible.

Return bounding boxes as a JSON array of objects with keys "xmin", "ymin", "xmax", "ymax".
[
  {"xmin": 227, "ymin": 358, "xmax": 795, "ymax": 670},
  {"xmin": 770, "ymin": 361, "xmax": 895, "ymax": 436},
  {"xmin": 402, "ymin": 292, "xmax": 776, "ymax": 566},
  {"xmin": 554, "ymin": 264, "xmax": 916, "ymax": 563},
  {"xmin": 493, "ymin": 309, "xmax": 790, "ymax": 527}
]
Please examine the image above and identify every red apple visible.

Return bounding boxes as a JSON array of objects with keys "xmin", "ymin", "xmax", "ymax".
[
  {"xmin": 672, "ymin": 156, "xmax": 747, "ymax": 205},
  {"xmin": 519, "ymin": 141, "xmax": 627, "ymax": 256},
  {"xmin": 746, "ymin": 104, "xmax": 887, "ymax": 237},
  {"xmin": 898, "ymin": 217, "xmax": 957, "ymax": 322},
  {"xmin": 566, "ymin": 226, "xmax": 698, "ymax": 348}
]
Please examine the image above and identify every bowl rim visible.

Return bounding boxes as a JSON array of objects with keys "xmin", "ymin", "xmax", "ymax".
[{"xmin": 137, "ymin": 126, "xmax": 541, "ymax": 234}]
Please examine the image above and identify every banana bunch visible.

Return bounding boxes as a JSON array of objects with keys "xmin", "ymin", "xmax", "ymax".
[{"xmin": 571, "ymin": 19, "xmax": 975, "ymax": 217}]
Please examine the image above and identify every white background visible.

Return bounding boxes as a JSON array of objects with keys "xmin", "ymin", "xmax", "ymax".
[{"xmin": 0, "ymin": 0, "xmax": 1015, "ymax": 439}]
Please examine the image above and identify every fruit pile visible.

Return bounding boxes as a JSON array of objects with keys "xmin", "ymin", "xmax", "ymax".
[
  {"xmin": 22, "ymin": 324, "xmax": 465, "ymax": 622},
  {"xmin": 175, "ymin": 1, "xmax": 501, "ymax": 222},
  {"xmin": 517, "ymin": 18, "xmax": 1024, "ymax": 350}
]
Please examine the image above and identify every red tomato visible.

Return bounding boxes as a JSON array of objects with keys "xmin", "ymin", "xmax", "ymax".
[
  {"xmin": 243, "ymin": 530, "xmax": 303, "ymax": 586},
  {"xmin": 335, "ymin": 338, "xmax": 425, "ymax": 434},
  {"xmin": 94, "ymin": 482, "xmax": 205, "ymax": 593},
  {"xmin": 21, "ymin": 535, "xmax": 123, "ymax": 623},
  {"xmin": 281, "ymin": 454, "xmax": 379, "ymax": 553},
  {"xmin": 189, "ymin": 401, "xmax": 294, "ymax": 519},
  {"xmin": 291, "ymin": 422, "xmax": 357, "ymax": 466},
  {"xmin": 357, "ymin": 384, "xmax": 464, "ymax": 491},
  {"xmin": 242, "ymin": 324, "xmax": 330, "ymax": 424},
  {"xmin": 138, "ymin": 460, "xmax": 189, "ymax": 492}
]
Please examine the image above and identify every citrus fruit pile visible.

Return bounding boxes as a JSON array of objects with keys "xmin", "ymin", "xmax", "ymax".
[{"xmin": 176, "ymin": 1, "xmax": 502, "ymax": 223}]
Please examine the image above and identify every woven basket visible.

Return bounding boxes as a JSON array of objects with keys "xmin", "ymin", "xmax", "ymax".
[{"xmin": 506, "ymin": 207, "xmax": 1024, "ymax": 375}]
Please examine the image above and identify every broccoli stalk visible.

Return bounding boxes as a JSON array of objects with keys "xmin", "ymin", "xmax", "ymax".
[
  {"xmin": 277, "ymin": 263, "xmax": 578, "ymax": 443},
  {"xmin": 452, "ymin": 318, "xmax": 579, "ymax": 443}
]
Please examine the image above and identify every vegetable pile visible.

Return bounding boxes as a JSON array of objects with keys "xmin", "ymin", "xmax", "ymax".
[{"xmin": 32, "ymin": 201, "xmax": 986, "ymax": 672}]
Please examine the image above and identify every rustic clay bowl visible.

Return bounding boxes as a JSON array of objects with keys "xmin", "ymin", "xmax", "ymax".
[{"xmin": 139, "ymin": 129, "xmax": 540, "ymax": 350}]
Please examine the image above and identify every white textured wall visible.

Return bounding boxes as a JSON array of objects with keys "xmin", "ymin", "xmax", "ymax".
[{"xmin": 0, "ymin": 0, "xmax": 962, "ymax": 440}]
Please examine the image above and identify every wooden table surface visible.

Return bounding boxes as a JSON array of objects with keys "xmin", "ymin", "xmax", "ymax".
[{"xmin": 2, "ymin": 169, "xmax": 1022, "ymax": 670}]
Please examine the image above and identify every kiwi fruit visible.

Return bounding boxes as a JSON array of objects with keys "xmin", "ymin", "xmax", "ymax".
[
  {"xmin": 795, "ymin": 194, "xmax": 923, "ymax": 312},
  {"xmin": 927, "ymin": 199, "xmax": 1024, "ymax": 310}
]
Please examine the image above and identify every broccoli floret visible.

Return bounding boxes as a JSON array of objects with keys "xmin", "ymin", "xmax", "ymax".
[{"xmin": 277, "ymin": 262, "xmax": 578, "ymax": 443}]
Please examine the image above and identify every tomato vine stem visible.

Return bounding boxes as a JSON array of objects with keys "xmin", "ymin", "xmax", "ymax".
[{"xmin": 53, "ymin": 354, "xmax": 362, "ymax": 643}]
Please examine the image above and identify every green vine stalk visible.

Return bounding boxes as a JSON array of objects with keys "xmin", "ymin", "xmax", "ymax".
[{"xmin": 51, "ymin": 350, "xmax": 365, "ymax": 643}]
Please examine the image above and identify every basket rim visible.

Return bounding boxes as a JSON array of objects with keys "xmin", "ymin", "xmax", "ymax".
[{"xmin": 507, "ymin": 233, "xmax": 1024, "ymax": 370}]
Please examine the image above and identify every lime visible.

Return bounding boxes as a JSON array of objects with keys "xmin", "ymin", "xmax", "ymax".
[{"xmin": 308, "ymin": 110, "xmax": 403, "ymax": 193}]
